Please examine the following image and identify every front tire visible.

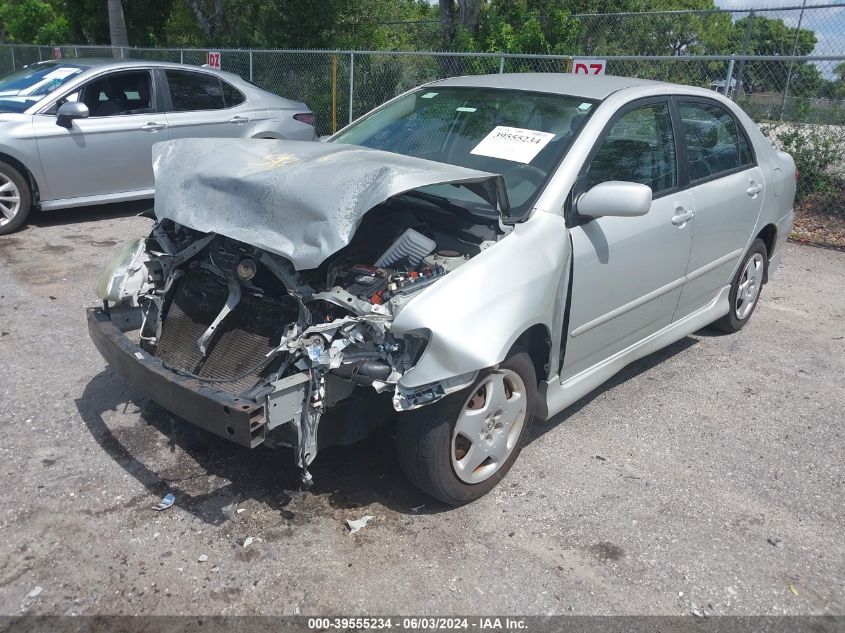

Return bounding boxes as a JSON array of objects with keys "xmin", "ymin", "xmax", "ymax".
[
  {"xmin": 0, "ymin": 161, "xmax": 32, "ymax": 236},
  {"xmin": 395, "ymin": 352, "xmax": 537, "ymax": 505},
  {"xmin": 712, "ymin": 238, "xmax": 767, "ymax": 333}
]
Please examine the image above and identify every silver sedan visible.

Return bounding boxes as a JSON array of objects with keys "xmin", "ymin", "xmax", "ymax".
[
  {"xmin": 0, "ymin": 59, "xmax": 316, "ymax": 234},
  {"xmin": 88, "ymin": 73, "xmax": 796, "ymax": 504}
]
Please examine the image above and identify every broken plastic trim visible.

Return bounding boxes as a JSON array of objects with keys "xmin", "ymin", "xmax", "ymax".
[{"xmin": 394, "ymin": 370, "xmax": 478, "ymax": 411}]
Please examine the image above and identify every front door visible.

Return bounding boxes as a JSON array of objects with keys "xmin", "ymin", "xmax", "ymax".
[
  {"xmin": 561, "ymin": 99, "xmax": 695, "ymax": 380},
  {"xmin": 33, "ymin": 68, "xmax": 167, "ymax": 202}
]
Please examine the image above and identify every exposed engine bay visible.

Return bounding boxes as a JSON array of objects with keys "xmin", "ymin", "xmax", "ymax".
[{"xmin": 101, "ymin": 194, "xmax": 505, "ymax": 482}]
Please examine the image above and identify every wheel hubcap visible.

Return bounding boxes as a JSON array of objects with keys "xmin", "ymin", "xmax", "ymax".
[
  {"xmin": 0, "ymin": 174, "xmax": 21, "ymax": 227},
  {"xmin": 451, "ymin": 369, "xmax": 527, "ymax": 484},
  {"xmin": 735, "ymin": 253, "xmax": 764, "ymax": 320}
]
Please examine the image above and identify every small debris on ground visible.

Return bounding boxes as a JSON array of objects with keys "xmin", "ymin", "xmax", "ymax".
[
  {"xmin": 411, "ymin": 504, "xmax": 425, "ymax": 512},
  {"xmin": 197, "ymin": 554, "xmax": 208, "ymax": 563},
  {"xmin": 690, "ymin": 603, "xmax": 707, "ymax": 619},
  {"xmin": 152, "ymin": 492, "xmax": 175, "ymax": 511},
  {"xmin": 768, "ymin": 537, "xmax": 783, "ymax": 547},
  {"xmin": 346, "ymin": 515, "xmax": 374, "ymax": 534},
  {"xmin": 789, "ymin": 584, "xmax": 799, "ymax": 596},
  {"xmin": 594, "ymin": 455, "xmax": 607, "ymax": 461},
  {"xmin": 243, "ymin": 536, "xmax": 254, "ymax": 548},
  {"xmin": 26, "ymin": 586, "xmax": 43, "ymax": 600}
]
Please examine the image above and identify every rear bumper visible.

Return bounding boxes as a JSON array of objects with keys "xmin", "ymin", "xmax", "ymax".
[
  {"xmin": 86, "ymin": 307, "xmax": 266, "ymax": 448},
  {"xmin": 768, "ymin": 209, "xmax": 795, "ymax": 280}
]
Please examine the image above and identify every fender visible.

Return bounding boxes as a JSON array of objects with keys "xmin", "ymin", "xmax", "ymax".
[{"xmin": 391, "ymin": 212, "xmax": 572, "ymax": 389}]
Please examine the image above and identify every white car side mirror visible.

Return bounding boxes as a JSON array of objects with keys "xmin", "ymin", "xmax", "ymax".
[{"xmin": 577, "ymin": 181, "xmax": 652, "ymax": 219}]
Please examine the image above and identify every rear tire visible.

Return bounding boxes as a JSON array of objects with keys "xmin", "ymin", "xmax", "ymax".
[
  {"xmin": 0, "ymin": 161, "xmax": 32, "ymax": 236},
  {"xmin": 395, "ymin": 352, "xmax": 536, "ymax": 505},
  {"xmin": 712, "ymin": 238, "xmax": 768, "ymax": 333}
]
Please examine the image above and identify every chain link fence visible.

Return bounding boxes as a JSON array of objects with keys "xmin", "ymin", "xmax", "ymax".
[{"xmin": 0, "ymin": 29, "xmax": 843, "ymax": 220}]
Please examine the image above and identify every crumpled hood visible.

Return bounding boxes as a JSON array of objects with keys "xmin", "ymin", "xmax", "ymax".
[{"xmin": 152, "ymin": 138, "xmax": 508, "ymax": 271}]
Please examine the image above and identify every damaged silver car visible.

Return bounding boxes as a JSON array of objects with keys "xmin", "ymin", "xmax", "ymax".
[{"xmin": 87, "ymin": 74, "xmax": 796, "ymax": 504}]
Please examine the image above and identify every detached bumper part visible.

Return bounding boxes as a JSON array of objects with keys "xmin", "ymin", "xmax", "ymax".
[{"xmin": 87, "ymin": 307, "xmax": 285, "ymax": 448}]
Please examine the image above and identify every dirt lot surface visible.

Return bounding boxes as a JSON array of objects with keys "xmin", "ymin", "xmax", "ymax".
[{"xmin": 0, "ymin": 204, "xmax": 843, "ymax": 616}]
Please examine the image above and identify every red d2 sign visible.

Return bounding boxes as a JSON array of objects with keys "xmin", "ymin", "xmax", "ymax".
[
  {"xmin": 53, "ymin": 47, "xmax": 62, "ymax": 60},
  {"xmin": 207, "ymin": 51, "xmax": 221, "ymax": 70},
  {"xmin": 571, "ymin": 59, "xmax": 606, "ymax": 75}
]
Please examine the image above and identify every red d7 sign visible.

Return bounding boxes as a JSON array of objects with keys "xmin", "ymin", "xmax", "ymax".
[
  {"xmin": 571, "ymin": 59, "xmax": 606, "ymax": 75},
  {"xmin": 207, "ymin": 51, "xmax": 221, "ymax": 70}
]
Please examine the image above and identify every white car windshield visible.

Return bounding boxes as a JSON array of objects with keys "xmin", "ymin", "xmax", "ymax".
[
  {"xmin": 334, "ymin": 87, "xmax": 597, "ymax": 216},
  {"xmin": 0, "ymin": 62, "xmax": 84, "ymax": 113}
]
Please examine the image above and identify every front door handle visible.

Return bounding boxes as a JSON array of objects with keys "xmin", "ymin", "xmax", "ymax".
[
  {"xmin": 229, "ymin": 115, "xmax": 249, "ymax": 124},
  {"xmin": 141, "ymin": 122, "xmax": 167, "ymax": 132},
  {"xmin": 671, "ymin": 209, "xmax": 694, "ymax": 226},
  {"xmin": 747, "ymin": 182, "xmax": 763, "ymax": 196}
]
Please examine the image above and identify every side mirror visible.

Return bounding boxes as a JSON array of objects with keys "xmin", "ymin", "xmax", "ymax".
[
  {"xmin": 56, "ymin": 101, "xmax": 89, "ymax": 128},
  {"xmin": 577, "ymin": 181, "xmax": 652, "ymax": 220}
]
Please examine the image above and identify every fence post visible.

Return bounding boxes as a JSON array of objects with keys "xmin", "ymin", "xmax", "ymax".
[
  {"xmin": 10, "ymin": 46, "xmax": 15, "ymax": 71},
  {"xmin": 38, "ymin": 47, "xmax": 42, "ymax": 62},
  {"xmin": 723, "ymin": 58, "xmax": 735, "ymax": 97},
  {"xmin": 348, "ymin": 51, "xmax": 355, "ymax": 125},
  {"xmin": 780, "ymin": 0, "xmax": 808, "ymax": 120},
  {"xmin": 499, "ymin": 54, "xmax": 505, "ymax": 74},
  {"xmin": 734, "ymin": 9, "xmax": 754, "ymax": 101},
  {"xmin": 180, "ymin": 49, "xmax": 184, "ymax": 64},
  {"xmin": 249, "ymin": 51, "xmax": 254, "ymax": 82}
]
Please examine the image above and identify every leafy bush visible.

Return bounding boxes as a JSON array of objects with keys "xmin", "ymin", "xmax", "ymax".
[{"xmin": 763, "ymin": 121, "xmax": 845, "ymax": 215}]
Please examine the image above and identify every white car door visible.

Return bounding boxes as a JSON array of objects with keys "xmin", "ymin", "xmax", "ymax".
[
  {"xmin": 561, "ymin": 99, "xmax": 695, "ymax": 380},
  {"xmin": 672, "ymin": 98, "xmax": 765, "ymax": 321},
  {"xmin": 162, "ymin": 69, "xmax": 256, "ymax": 140},
  {"xmin": 33, "ymin": 68, "xmax": 167, "ymax": 203}
]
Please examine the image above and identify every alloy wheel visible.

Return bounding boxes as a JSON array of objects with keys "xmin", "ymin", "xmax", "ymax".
[
  {"xmin": 451, "ymin": 369, "xmax": 527, "ymax": 484},
  {"xmin": 0, "ymin": 173, "xmax": 21, "ymax": 228},
  {"xmin": 735, "ymin": 252, "xmax": 765, "ymax": 320}
]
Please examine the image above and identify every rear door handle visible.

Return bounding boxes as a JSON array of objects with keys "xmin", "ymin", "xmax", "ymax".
[
  {"xmin": 747, "ymin": 183, "xmax": 763, "ymax": 196},
  {"xmin": 671, "ymin": 209, "xmax": 694, "ymax": 226},
  {"xmin": 229, "ymin": 115, "xmax": 249, "ymax": 124},
  {"xmin": 141, "ymin": 122, "xmax": 167, "ymax": 132}
]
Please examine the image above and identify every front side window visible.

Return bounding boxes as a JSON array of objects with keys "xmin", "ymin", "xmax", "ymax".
[
  {"xmin": 333, "ymin": 87, "xmax": 597, "ymax": 216},
  {"xmin": 166, "ymin": 70, "xmax": 224, "ymax": 111},
  {"xmin": 679, "ymin": 101, "xmax": 752, "ymax": 181},
  {"xmin": 78, "ymin": 70, "xmax": 153, "ymax": 117},
  {"xmin": 0, "ymin": 62, "xmax": 85, "ymax": 113},
  {"xmin": 585, "ymin": 101, "xmax": 677, "ymax": 195}
]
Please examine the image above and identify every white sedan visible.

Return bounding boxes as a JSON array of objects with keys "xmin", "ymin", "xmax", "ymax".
[{"xmin": 88, "ymin": 73, "xmax": 796, "ymax": 504}]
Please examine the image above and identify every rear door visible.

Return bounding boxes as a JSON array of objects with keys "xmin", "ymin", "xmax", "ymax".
[
  {"xmin": 161, "ymin": 69, "xmax": 255, "ymax": 139},
  {"xmin": 33, "ymin": 68, "xmax": 166, "ymax": 201},
  {"xmin": 561, "ymin": 98, "xmax": 695, "ymax": 380},
  {"xmin": 672, "ymin": 98, "xmax": 764, "ymax": 320}
]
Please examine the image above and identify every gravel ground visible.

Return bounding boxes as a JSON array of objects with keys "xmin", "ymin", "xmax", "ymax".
[{"xmin": 0, "ymin": 204, "xmax": 843, "ymax": 617}]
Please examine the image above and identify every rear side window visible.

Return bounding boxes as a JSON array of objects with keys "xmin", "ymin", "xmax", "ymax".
[
  {"xmin": 585, "ymin": 101, "xmax": 677, "ymax": 195},
  {"xmin": 678, "ymin": 101, "xmax": 753, "ymax": 181},
  {"xmin": 222, "ymin": 81, "xmax": 245, "ymax": 107},
  {"xmin": 165, "ymin": 70, "xmax": 224, "ymax": 111}
]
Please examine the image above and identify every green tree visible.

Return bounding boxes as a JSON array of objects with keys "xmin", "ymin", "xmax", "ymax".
[
  {"xmin": 731, "ymin": 14, "xmax": 816, "ymax": 93},
  {"xmin": 0, "ymin": 0, "xmax": 70, "ymax": 43}
]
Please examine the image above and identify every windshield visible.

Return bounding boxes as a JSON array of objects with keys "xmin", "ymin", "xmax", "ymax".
[
  {"xmin": 333, "ymin": 86, "xmax": 597, "ymax": 216},
  {"xmin": 0, "ymin": 62, "xmax": 85, "ymax": 113}
]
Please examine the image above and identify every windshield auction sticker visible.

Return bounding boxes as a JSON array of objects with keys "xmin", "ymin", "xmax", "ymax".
[{"xmin": 471, "ymin": 126, "xmax": 556, "ymax": 164}]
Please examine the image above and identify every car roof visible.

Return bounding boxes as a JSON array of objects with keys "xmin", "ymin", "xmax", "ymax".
[
  {"xmin": 429, "ymin": 73, "xmax": 670, "ymax": 100},
  {"xmin": 36, "ymin": 58, "xmax": 245, "ymax": 82}
]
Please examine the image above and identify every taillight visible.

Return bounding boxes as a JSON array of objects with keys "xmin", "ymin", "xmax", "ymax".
[{"xmin": 293, "ymin": 112, "xmax": 316, "ymax": 126}]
